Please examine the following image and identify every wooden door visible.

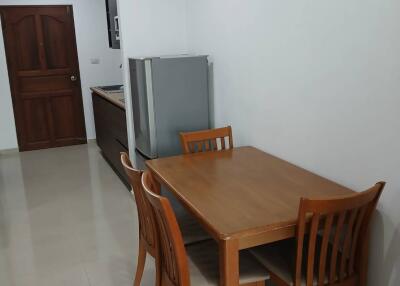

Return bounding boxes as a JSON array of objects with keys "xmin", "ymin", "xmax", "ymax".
[{"xmin": 0, "ymin": 5, "xmax": 86, "ymax": 151}]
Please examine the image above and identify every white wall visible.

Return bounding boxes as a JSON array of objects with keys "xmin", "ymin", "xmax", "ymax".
[
  {"xmin": 0, "ymin": 28, "xmax": 18, "ymax": 150},
  {"xmin": 0, "ymin": 0, "xmax": 123, "ymax": 150},
  {"xmin": 186, "ymin": 1, "xmax": 400, "ymax": 285},
  {"xmin": 117, "ymin": 0, "xmax": 187, "ymax": 161}
]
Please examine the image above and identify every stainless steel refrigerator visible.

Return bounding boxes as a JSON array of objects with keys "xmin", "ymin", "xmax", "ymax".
[{"xmin": 129, "ymin": 55, "xmax": 210, "ymax": 168}]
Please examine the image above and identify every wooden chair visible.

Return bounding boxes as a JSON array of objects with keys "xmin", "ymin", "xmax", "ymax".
[
  {"xmin": 142, "ymin": 170, "xmax": 269, "ymax": 286},
  {"xmin": 250, "ymin": 182, "xmax": 385, "ymax": 286},
  {"xmin": 180, "ymin": 126, "xmax": 233, "ymax": 154},
  {"xmin": 120, "ymin": 153, "xmax": 210, "ymax": 286}
]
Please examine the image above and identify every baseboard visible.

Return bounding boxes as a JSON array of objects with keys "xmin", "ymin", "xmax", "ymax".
[
  {"xmin": 0, "ymin": 148, "xmax": 19, "ymax": 155},
  {"xmin": 87, "ymin": 139, "xmax": 97, "ymax": 145}
]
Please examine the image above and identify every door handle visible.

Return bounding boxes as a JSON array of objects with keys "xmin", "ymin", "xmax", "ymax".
[{"xmin": 71, "ymin": 75, "xmax": 77, "ymax": 81}]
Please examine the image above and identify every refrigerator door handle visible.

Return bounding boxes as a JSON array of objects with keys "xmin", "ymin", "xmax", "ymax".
[{"xmin": 144, "ymin": 59, "xmax": 158, "ymax": 158}]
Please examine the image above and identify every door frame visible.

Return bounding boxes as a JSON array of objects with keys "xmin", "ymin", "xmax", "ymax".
[{"xmin": 0, "ymin": 5, "xmax": 87, "ymax": 151}]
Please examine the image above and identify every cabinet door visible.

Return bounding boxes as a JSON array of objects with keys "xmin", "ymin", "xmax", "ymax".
[
  {"xmin": 107, "ymin": 137, "xmax": 129, "ymax": 187},
  {"xmin": 92, "ymin": 93, "xmax": 129, "ymax": 187},
  {"xmin": 105, "ymin": 0, "xmax": 120, "ymax": 49},
  {"xmin": 92, "ymin": 93, "xmax": 108, "ymax": 151}
]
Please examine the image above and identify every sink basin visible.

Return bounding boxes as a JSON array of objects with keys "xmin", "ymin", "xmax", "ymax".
[{"xmin": 99, "ymin": 85, "xmax": 123, "ymax": 92}]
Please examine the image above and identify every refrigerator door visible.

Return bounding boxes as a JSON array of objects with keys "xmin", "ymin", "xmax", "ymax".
[
  {"xmin": 129, "ymin": 59, "xmax": 157, "ymax": 158},
  {"xmin": 151, "ymin": 56, "xmax": 210, "ymax": 157}
]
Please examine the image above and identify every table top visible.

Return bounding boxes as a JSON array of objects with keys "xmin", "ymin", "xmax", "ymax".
[{"xmin": 146, "ymin": 147, "xmax": 354, "ymax": 241}]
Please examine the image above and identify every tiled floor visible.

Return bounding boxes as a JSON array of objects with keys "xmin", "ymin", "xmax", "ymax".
[{"xmin": 0, "ymin": 143, "xmax": 155, "ymax": 286}]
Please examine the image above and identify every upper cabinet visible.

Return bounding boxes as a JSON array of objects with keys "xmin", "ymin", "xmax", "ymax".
[{"xmin": 105, "ymin": 0, "xmax": 120, "ymax": 49}]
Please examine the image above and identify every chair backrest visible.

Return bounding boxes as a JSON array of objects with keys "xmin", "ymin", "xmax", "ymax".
[
  {"xmin": 120, "ymin": 152, "xmax": 158, "ymax": 254},
  {"xmin": 142, "ymin": 170, "xmax": 190, "ymax": 286},
  {"xmin": 294, "ymin": 182, "xmax": 385, "ymax": 286},
  {"xmin": 180, "ymin": 126, "xmax": 233, "ymax": 154}
]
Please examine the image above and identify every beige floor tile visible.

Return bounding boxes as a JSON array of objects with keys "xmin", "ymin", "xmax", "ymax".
[
  {"xmin": 84, "ymin": 255, "xmax": 157, "ymax": 286},
  {"xmin": 0, "ymin": 143, "xmax": 153, "ymax": 286}
]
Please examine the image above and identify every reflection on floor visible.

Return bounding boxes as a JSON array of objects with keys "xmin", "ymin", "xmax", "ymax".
[{"xmin": 0, "ymin": 143, "xmax": 155, "ymax": 286}]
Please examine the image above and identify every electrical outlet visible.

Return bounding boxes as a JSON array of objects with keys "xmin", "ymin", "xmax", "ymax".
[{"xmin": 90, "ymin": 58, "xmax": 100, "ymax": 64}]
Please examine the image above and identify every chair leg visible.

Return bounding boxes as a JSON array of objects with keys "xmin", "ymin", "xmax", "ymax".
[
  {"xmin": 155, "ymin": 252, "xmax": 161, "ymax": 286},
  {"xmin": 133, "ymin": 237, "xmax": 147, "ymax": 286}
]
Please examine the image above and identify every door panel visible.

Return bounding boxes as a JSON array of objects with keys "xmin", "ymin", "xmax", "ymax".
[
  {"xmin": 19, "ymin": 75, "xmax": 73, "ymax": 92},
  {"xmin": 14, "ymin": 15, "xmax": 40, "ymax": 71},
  {"xmin": 1, "ymin": 5, "xmax": 87, "ymax": 151},
  {"xmin": 41, "ymin": 15, "xmax": 69, "ymax": 69},
  {"xmin": 23, "ymin": 98, "xmax": 51, "ymax": 144},
  {"xmin": 51, "ymin": 95, "xmax": 76, "ymax": 140}
]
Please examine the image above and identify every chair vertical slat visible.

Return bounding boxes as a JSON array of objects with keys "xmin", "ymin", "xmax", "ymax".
[
  {"xmin": 189, "ymin": 142, "xmax": 195, "ymax": 153},
  {"xmin": 349, "ymin": 206, "xmax": 367, "ymax": 275},
  {"xmin": 158, "ymin": 212, "xmax": 174, "ymax": 280},
  {"xmin": 220, "ymin": 137, "xmax": 226, "ymax": 149},
  {"xmin": 340, "ymin": 208, "xmax": 358, "ymax": 281},
  {"xmin": 329, "ymin": 211, "xmax": 346, "ymax": 284},
  {"xmin": 295, "ymin": 200, "xmax": 307, "ymax": 286},
  {"xmin": 204, "ymin": 140, "xmax": 210, "ymax": 151},
  {"xmin": 211, "ymin": 139, "xmax": 217, "ymax": 150},
  {"xmin": 196, "ymin": 142, "xmax": 203, "ymax": 152},
  {"xmin": 228, "ymin": 127, "xmax": 233, "ymax": 148},
  {"xmin": 318, "ymin": 214, "xmax": 334, "ymax": 286},
  {"xmin": 306, "ymin": 213, "xmax": 320, "ymax": 286}
]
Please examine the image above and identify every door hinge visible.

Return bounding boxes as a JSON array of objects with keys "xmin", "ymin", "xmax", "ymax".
[{"xmin": 66, "ymin": 6, "xmax": 71, "ymax": 15}]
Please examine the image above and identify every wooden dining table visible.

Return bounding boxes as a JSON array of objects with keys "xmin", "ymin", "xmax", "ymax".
[{"xmin": 146, "ymin": 146, "xmax": 355, "ymax": 286}]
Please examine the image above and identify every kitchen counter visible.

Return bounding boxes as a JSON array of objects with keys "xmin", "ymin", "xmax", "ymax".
[
  {"xmin": 91, "ymin": 86, "xmax": 129, "ymax": 188},
  {"xmin": 90, "ymin": 87, "xmax": 125, "ymax": 109}
]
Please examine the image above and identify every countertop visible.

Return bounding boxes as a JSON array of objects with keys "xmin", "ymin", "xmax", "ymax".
[{"xmin": 91, "ymin": 87, "xmax": 125, "ymax": 110}]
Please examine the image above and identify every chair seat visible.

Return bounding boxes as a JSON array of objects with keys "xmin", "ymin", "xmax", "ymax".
[
  {"xmin": 165, "ymin": 188, "xmax": 210, "ymax": 245},
  {"xmin": 250, "ymin": 238, "xmax": 343, "ymax": 286},
  {"xmin": 187, "ymin": 240, "xmax": 269, "ymax": 285},
  {"xmin": 250, "ymin": 239, "xmax": 301, "ymax": 286},
  {"xmin": 178, "ymin": 211, "xmax": 211, "ymax": 245}
]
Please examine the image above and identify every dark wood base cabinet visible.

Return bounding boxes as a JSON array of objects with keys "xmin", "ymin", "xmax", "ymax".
[{"xmin": 92, "ymin": 92, "xmax": 129, "ymax": 188}]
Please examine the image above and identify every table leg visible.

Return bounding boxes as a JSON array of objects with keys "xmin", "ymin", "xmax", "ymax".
[{"xmin": 219, "ymin": 238, "xmax": 239, "ymax": 286}]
